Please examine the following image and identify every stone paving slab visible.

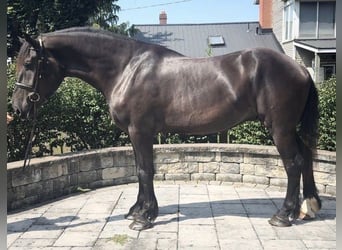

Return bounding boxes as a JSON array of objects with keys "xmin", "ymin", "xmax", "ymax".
[{"xmin": 7, "ymin": 182, "xmax": 336, "ymax": 249}]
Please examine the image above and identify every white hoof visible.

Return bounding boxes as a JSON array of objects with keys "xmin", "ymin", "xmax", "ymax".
[{"xmin": 299, "ymin": 198, "xmax": 320, "ymax": 220}]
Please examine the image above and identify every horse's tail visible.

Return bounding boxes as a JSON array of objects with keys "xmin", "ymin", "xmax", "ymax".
[
  {"xmin": 298, "ymin": 75, "xmax": 321, "ymax": 210},
  {"xmin": 298, "ymin": 77, "xmax": 319, "ymax": 150}
]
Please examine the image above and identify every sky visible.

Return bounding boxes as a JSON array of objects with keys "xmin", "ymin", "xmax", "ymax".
[{"xmin": 117, "ymin": 0, "xmax": 259, "ymax": 25}]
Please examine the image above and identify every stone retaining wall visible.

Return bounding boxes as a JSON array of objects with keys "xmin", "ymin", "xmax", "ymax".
[{"xmin": 7, "ymin": 144, "xmax": 336, "ymax": 211}]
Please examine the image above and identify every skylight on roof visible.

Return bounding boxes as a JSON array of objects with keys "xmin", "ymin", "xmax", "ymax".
[{"xmin": 208, "ymin": 35, "xmax": 225, "ymax": 46}]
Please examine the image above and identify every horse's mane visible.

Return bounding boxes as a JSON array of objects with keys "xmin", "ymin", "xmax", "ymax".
[
  {"xmin": 45, "ymin": 27, "xmax": 141, "ymax": 44},
  {"xmin": 45, "ymin": 26, "xmax": 184, "ymax": 57},
  {"xmin": 18, "ymin": 27, "xmax": 183, "ymax": 66}
]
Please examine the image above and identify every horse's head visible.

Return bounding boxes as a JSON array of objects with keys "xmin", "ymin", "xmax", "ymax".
[{"xmin": 12, "ymin": 34, "xmax": 64, "ymax": 119}]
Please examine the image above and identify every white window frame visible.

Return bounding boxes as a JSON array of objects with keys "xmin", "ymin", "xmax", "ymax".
[
  {"xmin": 283, "ymin": 0, "xmax": 295, "ymax": 42},
  {"xmin": 208, "ymin": 36, "xmax": 225, "ymax": 46}
]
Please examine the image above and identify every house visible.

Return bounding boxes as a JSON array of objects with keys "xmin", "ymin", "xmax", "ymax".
[
  {"xmin": 267, "ymin": 0, "xmax": 336, "ymax": 82},
  {"xmin": 133, "ymin": 12, "xmax": 284, "ymax": 58},
  {"xmin": 133, "ymin": 0, "xmax": 336, "ymax": 83}
]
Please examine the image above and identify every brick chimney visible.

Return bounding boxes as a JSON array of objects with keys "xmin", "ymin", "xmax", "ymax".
[
  {"xmin": 159, "ymin": 11, "xmax": 167, "ymax": 25},
  {"xmin": 258, "ymin": 0, "xmax": 272, "ymax": 30}
]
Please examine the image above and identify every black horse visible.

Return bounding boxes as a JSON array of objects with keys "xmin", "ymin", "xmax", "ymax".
[{"xmin": 12, "ymin": 27, "xmax": 321, "ymax": 230}]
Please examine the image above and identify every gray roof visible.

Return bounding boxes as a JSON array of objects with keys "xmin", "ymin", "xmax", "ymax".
[
  {"xmin": 294, "ymin": 39, "xmax": 336, "ymax": 50},
  {"xmin": 134, "ymin": 22, "xmax": 284, "ymax": 58}
]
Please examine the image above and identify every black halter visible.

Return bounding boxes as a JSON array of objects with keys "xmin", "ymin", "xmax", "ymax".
[
  {"xmin": 15, "ymin": 37, "xmax": 45, "ymax": 104},
  {"xmin": 15, "ymin": 36, "xmax": 45, "ymax": 168}
]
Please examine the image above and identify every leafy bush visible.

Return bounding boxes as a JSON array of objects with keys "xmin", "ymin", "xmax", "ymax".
[
  {"xmin": 7, "ymin": 63, "xmax": 336, "ymax": 162},
  {"xmin": 317, "ymin": 76, "xmax": 336, "ymax": 151},
  {"xmin": 227, "ymin": 121, "xmax": 273, "ymax": 146},
  {"xmin": 7, "ymin": 64, "xmax": 129, "ymax": 162}
]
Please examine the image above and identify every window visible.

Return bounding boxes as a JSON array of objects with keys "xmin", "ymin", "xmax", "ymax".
[
  {"xmin": 299, "ymin": 2, "xmax": 317, "ymax": 38},
  {"xmin": 299, "ymin": 1, "xmax": 335, "ymax": 38},
  {"xmin": 284, "ymin": 2, "xmax": 294, "ymax": 41},
  {"xmin": 318, "ymin": 2, "xmax": 335, "ymax": 38},
  {"xmin": 208, "ymin": 36, "xmax": 225, "ymax": 46},
  {"xmin": 322, "ymin": 64, "xmax": 335, "ymax": 80}
]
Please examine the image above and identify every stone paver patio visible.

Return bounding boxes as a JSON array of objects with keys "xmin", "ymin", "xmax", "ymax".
[{"xmin": 7, "ymin": 182, "xmax": 336, "ymax": 249}]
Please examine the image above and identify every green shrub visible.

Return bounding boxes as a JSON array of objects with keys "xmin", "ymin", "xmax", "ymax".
[
  {"xmin": 317, "ymin": 76, "xmax": 336, "ymax": 151},
  {"xmin": 227, "ymin": 121, "xmax": 273, "ymax": 146},
  {"xmin": 7, "ymin": 64, "xmax": 128, "ymax": 162}
]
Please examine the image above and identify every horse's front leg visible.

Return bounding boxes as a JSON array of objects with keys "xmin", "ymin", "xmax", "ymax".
[{"xmin": 125, "ymin": 128, "xmax": 158, "ymax": 230}]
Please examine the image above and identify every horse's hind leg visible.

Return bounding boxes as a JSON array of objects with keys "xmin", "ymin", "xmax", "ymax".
[
  {"xmin": 125, "ymin": 127, "xmax": 158, "ymax": 230},
  {"xmin": 269, "ymin": 130, "xmax": 303, "ymax": 227},
  {"xmin": 298, "ymin": 139, "xmax": 321, "ymax": 220}
]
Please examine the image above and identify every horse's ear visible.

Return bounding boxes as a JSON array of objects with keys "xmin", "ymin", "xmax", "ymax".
[{"xmin": 23, "ymin": 33, "xmax": 40, "ymax": 50}]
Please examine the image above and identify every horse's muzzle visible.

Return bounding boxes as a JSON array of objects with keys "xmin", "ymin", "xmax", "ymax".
[{"xmin": 12, "ymin": 105, "xmax": 32, "ymax": 120}]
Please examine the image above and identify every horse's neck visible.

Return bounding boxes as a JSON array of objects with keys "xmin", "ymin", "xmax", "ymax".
[{"xmin": 44, "ymin": 34, "xmax": 134, "ymax": 95}]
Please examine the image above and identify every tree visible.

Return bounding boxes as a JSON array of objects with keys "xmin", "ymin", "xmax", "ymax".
[
  {"xmin": 107, "ymin": 22, "xmax": 139, "ymax": 37},
  {"xmin": 7, "ymin": 0, "xmax": 121, "ymax": 57},
  {"xmin": 90, "ymin": 0, "xmax": 120, "ymax": 29}
]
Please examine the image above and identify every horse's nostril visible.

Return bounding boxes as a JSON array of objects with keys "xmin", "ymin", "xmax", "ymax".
[{"xmin": 15, "ymin": 109, "xmax": 21, "ymax": 116}]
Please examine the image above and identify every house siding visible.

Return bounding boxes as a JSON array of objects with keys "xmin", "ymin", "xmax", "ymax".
[
  {"xmin": 272, "ymin": 0, "xmax": 284, "ymax": 43},
  {"xmin": 272, "ymin": 0, "xmax": 336, "ymax": 82},
  {"xmin": 282, "ymin": 41, "xmax": 295, "ymax": 59}
]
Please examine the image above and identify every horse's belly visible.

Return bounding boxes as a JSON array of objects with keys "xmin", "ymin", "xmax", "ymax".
[{"xmin": 163, "ymin": 103, "xmax": 248, "ymax": 134}]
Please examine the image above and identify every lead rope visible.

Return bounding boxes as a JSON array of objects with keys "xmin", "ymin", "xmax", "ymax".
[
  {"xmin": 23, "ymin": 103, "xmax": 38, "ymax": 169},
  {"xmin": 22, "ymin": 36, "xmax": 44, "ymax": 169}
]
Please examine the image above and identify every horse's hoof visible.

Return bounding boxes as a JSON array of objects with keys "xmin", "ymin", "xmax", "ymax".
[
  {"xmin": 268, "ymin": 214, "xmax": 292, "ymax": 227},
  {"xmin": 129, "ymin": 220, "xmax": 153, "ymax": 231}
]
